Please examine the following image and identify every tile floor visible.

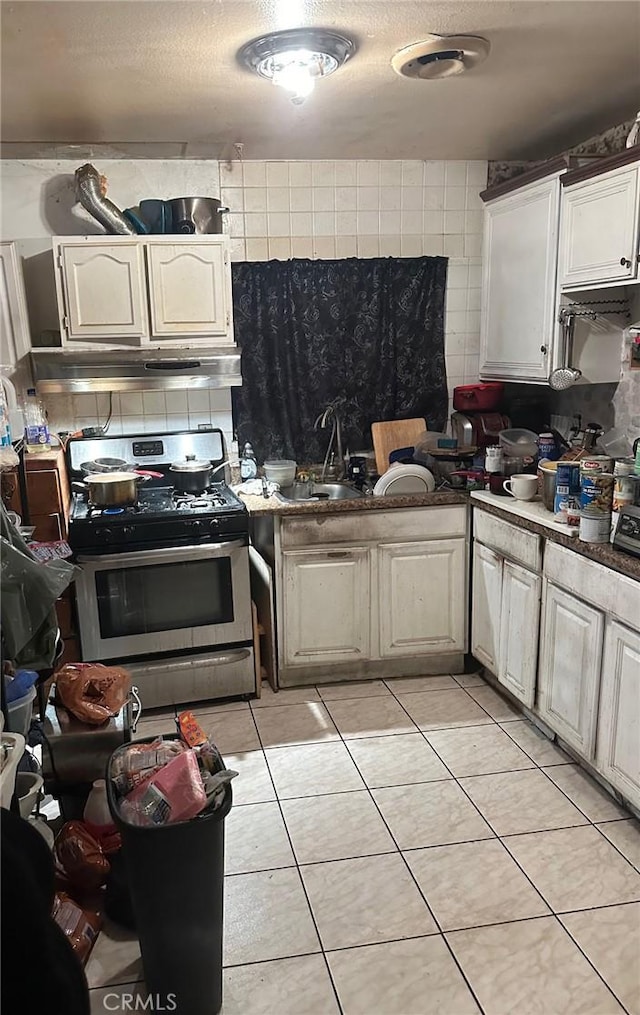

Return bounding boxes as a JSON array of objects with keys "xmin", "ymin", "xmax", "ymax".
[{"xmin": 87, "ymin": 673, "xmax": 640, "ymax": 1015}]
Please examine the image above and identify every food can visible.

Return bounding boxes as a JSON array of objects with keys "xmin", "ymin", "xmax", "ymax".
[
  {"xmin": 579, "ymin": 512, "xmax": 611, "ymax": 544},
  {"xmin": 580, "ymin": 456, "xmax": 613, "ymax": 475},
  {"xmin": 554, "ymin": 462, "xmax": 581, "ymax": 521},
  {"xmin": 580, "ymin": 471, "xmax": 614, "ymax": 515},
  {"xmin": 537, "ymin": 433, "xmax": 556, "ymax": 460}
]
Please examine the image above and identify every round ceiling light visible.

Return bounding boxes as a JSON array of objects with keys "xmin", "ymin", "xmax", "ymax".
[
  {"xmin": 391, "ymin": 35, "xmax": 490, "ymax": 80},
  {"xmin": 239, "ymin": 29, "xmax": 355, "ymax": 104}
]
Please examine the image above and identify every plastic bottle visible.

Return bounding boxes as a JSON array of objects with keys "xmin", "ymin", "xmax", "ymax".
[
  {"xmin": 0, "ymin": 383, "xmax": 11, "ymax": 446},
  {"xmin": 83, "ymin": 779, "xmax": 119, "ymax": 851},
  {"xmin": 240, "ymin": 442, "xmax": 258, "ymax": 480},
  {"xmin": 23, "ymin": 388, "xmax": 50, "ymax": 452}
]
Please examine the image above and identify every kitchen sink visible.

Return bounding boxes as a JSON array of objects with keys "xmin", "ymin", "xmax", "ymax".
[{"xmin": 276, "ymin": 482, "xmax": 365, "ymax": 503}]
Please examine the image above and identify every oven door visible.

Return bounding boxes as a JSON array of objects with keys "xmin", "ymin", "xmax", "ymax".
[{"xmin": 75, "ymin": 540, "xmax": 252, "ymax": 661}]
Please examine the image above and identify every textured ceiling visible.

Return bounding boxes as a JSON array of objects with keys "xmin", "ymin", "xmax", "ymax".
[{"xmin": 1, "ymin": 0, "xmax": 638, "ymax": 160}]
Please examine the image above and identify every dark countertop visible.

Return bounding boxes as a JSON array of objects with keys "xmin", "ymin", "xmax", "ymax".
[
  {"xmin": 238, "ymin": 489, "xmax": 469, "ymax": 516},
  {"xmin": 472, "ymin": 499, "xmax": 640, "ymax": 583}
]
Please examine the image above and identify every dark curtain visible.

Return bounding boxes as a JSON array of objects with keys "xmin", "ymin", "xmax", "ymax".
[{"xmin": 231, "ymin": 256, "xmax": 448, "ymax": 462}]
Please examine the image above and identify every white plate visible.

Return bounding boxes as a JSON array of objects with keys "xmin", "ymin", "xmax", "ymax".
[{"xmin": 373, "ymin": 463, "xmax": 436, "ymax": 496}]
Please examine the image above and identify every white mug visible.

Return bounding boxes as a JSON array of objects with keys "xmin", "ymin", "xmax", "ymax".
[{"xmin": 503, "ymin": 474, "xmax": 538, "ymax": 501}]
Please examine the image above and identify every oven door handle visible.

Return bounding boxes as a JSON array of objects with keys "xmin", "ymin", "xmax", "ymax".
[{"xmin": 77, "ymin": 540, "xmax": 247, "ymax": 567}]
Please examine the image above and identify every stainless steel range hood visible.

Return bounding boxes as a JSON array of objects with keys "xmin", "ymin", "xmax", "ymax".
[{"xmin": 31, "ymin": 347, "xmax": 242, "ymax": 394}]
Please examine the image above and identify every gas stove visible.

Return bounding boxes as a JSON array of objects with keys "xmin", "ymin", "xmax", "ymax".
[{"xmin": 67, "ymin": 429, "xmax": 248, "ymax": 553}]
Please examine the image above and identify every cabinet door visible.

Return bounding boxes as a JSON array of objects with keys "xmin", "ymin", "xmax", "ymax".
[
  {"xmin": 471, "ymin": 542, "xmax": 502, "ymax": 674},
  {"xmin": 498, "ymin": 561, "xmax": 541, "ymax": 707},
  {"xmin": 147, "ymin": 242, "xmax": 229, "ymax": 337},
  {"xmin": 480, "ymin": 176, "xmax": 560, "ymax": 382},
  {"xmin": 282, "ymin": 546, "xmax": 370, "ymax": 666},
  {"xmin": 538, "ymin": 583, "xmax": 604, "ymax": 757},
  {"xmin": 559, "ymin": 165, "xmax": 639, "ymax": 287},
  {"xmin": 0, "ymin": 242, "xmax": 31, "ymax": 369},
  {"xmin": 60, "ymin": 243, "xmax": 148, "ymax": 340},
  {"xmin": 596, "ymin": 622, "xmax": 640, "ymax": 808},
  {"xmin": 378, "ymin": 539, "xmax": 466, "ymax": 657}
]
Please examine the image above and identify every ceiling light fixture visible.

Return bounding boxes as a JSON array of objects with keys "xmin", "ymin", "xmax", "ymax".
[{"xmin": 239, "ymin": 29, "xmax": 355, "ymax": 105}]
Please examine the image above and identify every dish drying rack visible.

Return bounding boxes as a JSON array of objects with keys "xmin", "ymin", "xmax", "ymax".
[{"xmin": 558, "ymin": 296, "xmax": 631, "ymax": 331}]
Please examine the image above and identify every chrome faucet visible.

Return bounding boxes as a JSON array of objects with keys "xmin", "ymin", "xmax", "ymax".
[{"xmin": 314, "ymin": 402, "xmax": 345, "ymax": 481}]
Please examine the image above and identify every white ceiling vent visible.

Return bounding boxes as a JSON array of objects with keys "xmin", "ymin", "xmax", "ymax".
[{"xmin": 391, "ymin": 35, "xmax": 490, "ymax": 80}]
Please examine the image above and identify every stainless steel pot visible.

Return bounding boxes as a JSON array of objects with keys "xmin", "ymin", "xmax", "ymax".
[
  {"xmin": 169, "ymin": 454, "xmax": 213, "ymax": 494},
  {"xmin": 80, "ymin": 457, "xmax": 129, "ymax": 476},
  {"xmin": 79, "ymin": 472, "xmax": 147, "ymax": 507},
  {"xmin": 538, "ymin": 460, "xmax": 558, "ymax": 511},
  {"xmin": 167, "ymin": 197, "xmax": 229, "ymax": 234}
]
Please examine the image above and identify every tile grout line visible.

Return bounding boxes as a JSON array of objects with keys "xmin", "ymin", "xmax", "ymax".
[
  {"xmin": 244, "ymin": 700, "xmax": 346, "ymax": 1015},
  {"xmin": 324, "ymin": 680, "xmax": 489, "ymax": 1015}
]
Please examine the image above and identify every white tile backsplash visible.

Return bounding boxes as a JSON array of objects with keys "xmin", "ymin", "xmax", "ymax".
[{"xmin": 36, "ymin": 157, "xmax": 487, "ymax": 437}]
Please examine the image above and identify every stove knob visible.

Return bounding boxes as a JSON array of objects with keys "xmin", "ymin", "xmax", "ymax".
[
  {"xmin": 122, "ymin": 525, "xmax": 135, "ymax": 537},
  {"xmin": 189, "ymin": 519, "xmax": 204, "ymax": 533},
  {"xmin": 99, "ymin": 528, "xmax": 113, "ymax": 541},
  {"xmin": 209, "ymin": 518, "xmax": 220, "ymax": 534}
]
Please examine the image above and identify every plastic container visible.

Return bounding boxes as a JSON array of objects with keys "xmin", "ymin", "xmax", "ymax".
[
  {"xmin": 107, "ymin": 735, "xmax": 233, "ymax": 1015},
  {"xmin": 453, "ymin": 383, "xmax": 504, "ymax": 412},
  {"xmin": 499, "ymin": 429, "xmax": 539, "ymax": 459},
  {"xmin": 0, "ymin": 732, "xmax": 26, "ymax": 808},
  {"xmin": 239, "ymin": 442, "xmax": 258, "ymax": 481},
  {"xmin": 263, "ymin": 459, "xmax": 297, "ymax": 486},
  {"xmin": 16, "ymin": 771, "xmax": 43, "ymax": 819},
  {"xmin": 6, "ymin": 685, "xmax": 36, "ymax": 737}
]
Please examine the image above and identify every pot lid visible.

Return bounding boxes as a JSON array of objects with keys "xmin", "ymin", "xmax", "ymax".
[{"xmin": 169, "ymin": 454, "xmax": 212, "ymax": 473}]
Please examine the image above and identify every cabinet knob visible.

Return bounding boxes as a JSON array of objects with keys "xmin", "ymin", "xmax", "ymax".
[
  {"xmin": 620, "ymin": 257, "xmax": 632, "ymax": 268},
  {"xmin": 540, "ymin": 345, "xmax": 547, "ymax": 355}
]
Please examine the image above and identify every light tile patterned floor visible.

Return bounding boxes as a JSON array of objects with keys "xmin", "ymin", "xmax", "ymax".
[{"xmin": 89, "ymin": 672, "xmax": 640, "ymax": 1015}]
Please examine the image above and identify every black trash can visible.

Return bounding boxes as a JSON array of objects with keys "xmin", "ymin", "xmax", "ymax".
[{"xmin": 106, "ymin": 735, "xmax": 232, "ymax": 1015}]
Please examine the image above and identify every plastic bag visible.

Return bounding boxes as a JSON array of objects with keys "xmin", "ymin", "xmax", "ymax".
[
  {"xmin": 120, "ymin": 749, "xmax": 206, "ymax": 827},
  {"xmin": 110, "ymin": 736, "xmax": 184, "ymax": 795},
  {"xmin": 52, "ymin": 891, "xmax": 102, "ymax": 965},
  {"xmin": 0, "ymin": 534, "xmax": 75, "ymax": 663},
  {"xmin": 55, "ymin": 663, "xmax": 131, "ymax": 726},
  {"xmin": 54, "ymin": 821, "xmax": 111, "ymax": 891}
]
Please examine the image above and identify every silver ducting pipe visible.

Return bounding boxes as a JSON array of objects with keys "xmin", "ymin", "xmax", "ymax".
[{"xmin": 74, "ymin": 163, "xmax": 136, "ymax": 235}]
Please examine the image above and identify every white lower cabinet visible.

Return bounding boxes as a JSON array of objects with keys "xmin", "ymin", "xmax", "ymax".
[
  {"xmin": 498, "ymin": 561, "xmax": 541, "ymax": 708},
  {"xmin": 596, "ymin": 622, "xmax": 640, "ymax": 808},
  {"xmin": 538, "ymin": 583, "xmax": 604, "ymax": 758},
  {"xmin": 471, "ymin": 542, "xmax": 503, "ymax": 673},
  {"xmin": 378, "ymin": 539, "xmax": 466, "ymax": 657},
  {"xmin": 471, "ymin": 539, "xmax": 540, "ymax": 707},
  {"xmin": 281, "ymin": 546, "xmax": 371, "ymax": 666}
]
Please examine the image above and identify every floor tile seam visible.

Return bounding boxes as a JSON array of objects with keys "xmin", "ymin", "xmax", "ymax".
[
  {"xmin": 442, "ymin": 914, "xmax": 634, "ymax": 1015},
  {"xmin": 244, "ymin": 702, "xmax": 346, "ymax": 1015},
  {"xmin": 329, "ymin": 717, "xmax": 488, "ymax": 1015},
  {"xmin": 89, "ymin": 977, "xmax": 142, "ymax": 992},
  {"xmin": 224, "ymin": 847, "xmax": 402, "ymax": 879},
  {"xmin": 321, "ymin": 694, "xmax": 423, "ymax": 737},
  {"xmin": 549, "ymin": 912, "xmax": 634, "ymax": 1015},
  {"xmin": 384, "ymin": 678, "xmax": 502, "ymax": 730},
  {"xmin": 535, "ymin": 762, "xmax": 633, "ymax": 828},
  {"xmin": 495, "ymin": 719, "xmax": 568, "ymax": 768},
  {"xmin": 592, "ymin": 823, "xmax": 640, "ymax": 873},
  {"xmin": 257, "ymin": 720, "xmax": 505, "ymax": 748},
  {"xmin": 265, "ymin": 778, "xmax": 459, "ymax": 803},
  {"xmin": 417, "ymin": 743, "xmax": 556, "ymax": 920}
]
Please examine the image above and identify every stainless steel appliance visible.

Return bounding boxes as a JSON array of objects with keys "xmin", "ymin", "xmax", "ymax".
[
  {"xmin": 451, "ymin": 411, "xmax": 511, "ymax": 448},
  {"xmin": 67, "ymin": 429, "xmax": 255, "ymax": 707},
  {"xmin": 613, "ymin": 504, "xmax": 640, "ymax": 558}
]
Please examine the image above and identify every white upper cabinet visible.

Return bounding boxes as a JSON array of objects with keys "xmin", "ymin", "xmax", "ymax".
[
  {"xmin": 53, "ymin": 236, "xmax": 234, "ymax": 349},
  {"xmin": 146, "ymin": 240, "xmax": 230, "ymax": 340},
  {"xmin": 480, "ymin": 173, "xmax": 561, "ymax": 382},
  {"xmin": 559, "ymin": 163, "xmax": 640, "ymax": 288},
  {"xmin": 538, "ymin": 582, "xmax": 604, "ymax": 758},
  {"xmin": 0, "ymin": 242, "xmax": 32, "ymax": 370},
  {"xmin": 378, "ymin": 539, "xmax": 466, "ymax": 658},
  {"xmin": 57, "ymin": 241, "xmax": 148, "ymax": 342},
  {"xmin": 596, "ymin": 621, "xmax": 640, "ymax": 808}
]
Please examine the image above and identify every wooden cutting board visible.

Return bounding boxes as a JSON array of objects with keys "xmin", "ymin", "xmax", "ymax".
[{"xmin": 371, "ymin": 418, "xmax": 427, "ymax": 475}]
